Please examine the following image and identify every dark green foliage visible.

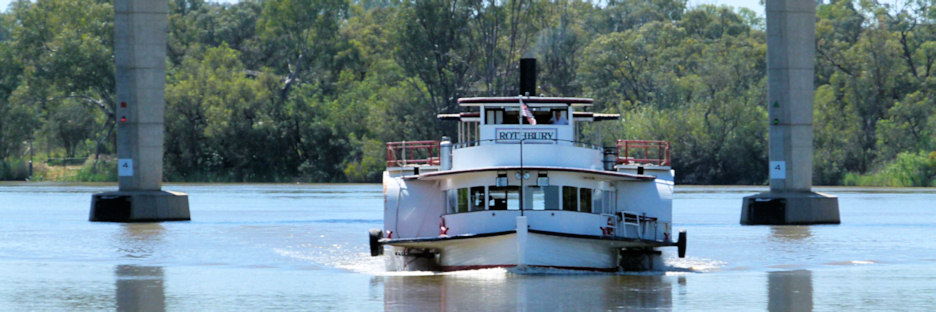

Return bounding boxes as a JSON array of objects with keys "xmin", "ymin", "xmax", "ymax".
[
  {"xmin": 0, "ymin": 158, "xmax": 30, "ymax": 180},
  {"xmin": 67, "ymin": 158, "xmax": 117, "ymax": 182},
  {"xmin": 813, "ymin": 0, "xmax": 936, "ymax": 186},
  {"xmin": 579, "ymin": 6, "xmax": 767, "ymax": 185},
  {"xmin": 844, "ymin": 151, "xmax": 936, "ymax": 187},
  {"xmin": 1, "ymin": 0, "xmax": 935, "ymax": 185}
]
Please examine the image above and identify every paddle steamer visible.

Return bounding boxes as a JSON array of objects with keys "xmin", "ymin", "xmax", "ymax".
[{"xmin": 369, "ymin": 59, "xmax": 686, "ymax": 271}]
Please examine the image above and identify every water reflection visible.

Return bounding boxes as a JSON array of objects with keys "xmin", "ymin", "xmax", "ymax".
[
  {"xmin": 114, "ymin": 223, "xmax": 165, "ymax": 258},
  {"xmin": 769, "ymin": 226, "xmax": 812, "ymax": 242},
  {"xmin": 766, "ymin": 226, "xmax": 815, "ymax": 258},
  {"xmin": 113, "ymin": 224, "xmax": 167, "ymax": 312},
  {"xmin": 768, "ymin": 270, "xmax": 812, "ymax": 312},
  {"xmin": 381, "ymin": 272, "xmax": 674, "ymax": 311},
  {"xmin": 115, "ymin": 265, "xmax": 166, "ymax": 312}
]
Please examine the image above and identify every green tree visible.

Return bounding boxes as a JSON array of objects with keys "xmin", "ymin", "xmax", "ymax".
[
  {"xmin": 580, "ymin": 6, "xmax": 766, "ymax": 184},
  {"xmin": 48, "ymin": 99, "xmax": 94, "ymax": 158},
  {"xmin": 0, "ymin": 19, "xmax": 35, "ymax": 161},
  {"xmin": 4, "ymin": 0, "xmax": 114, "ymax": 162},
  {"xmin": 813, "ymin": 0, "xmax": 936, "ymax": 184},
  {"xmin": 257, "ymin": 0, "xmax": 348, "ymax": 100},
  {"xmin": 165, "ymin": 44, "xmax": 277, "ymax": 181}
]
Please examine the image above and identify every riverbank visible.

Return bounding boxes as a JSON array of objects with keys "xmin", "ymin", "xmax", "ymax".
[
  {"xmin": 4, "ymin": 152, "xmax": 936, "ymax": 187},
  {"xmin": 0, "ymin": 157, "xmax": 116, "ymax": 182}
]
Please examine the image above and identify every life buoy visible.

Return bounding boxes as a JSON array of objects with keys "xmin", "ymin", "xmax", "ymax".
[
  {"xmin": 439, "ymin": 217, "xmax": 449, "ymax": 236},
  {"xmin": 600, "ymin": 217, "xmax": 615, "ymax": 236}
]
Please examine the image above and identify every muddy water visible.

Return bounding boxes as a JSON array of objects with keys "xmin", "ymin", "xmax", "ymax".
[{"xmin": 1, "ymin": 183, "xmax": 934, "ymax": 310}]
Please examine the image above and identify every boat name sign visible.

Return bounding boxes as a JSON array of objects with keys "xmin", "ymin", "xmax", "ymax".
[{"xmin": 495, "ymin": 128, "xmax": 557, "ymax": 143}]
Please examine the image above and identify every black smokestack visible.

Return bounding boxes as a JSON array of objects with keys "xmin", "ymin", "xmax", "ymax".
[{"xmin": 520, "ymin": 58, "xmax": 536, "ymax": 96}]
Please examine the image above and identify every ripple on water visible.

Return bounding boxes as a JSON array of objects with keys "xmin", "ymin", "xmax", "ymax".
[{"xmin": 664, "ymin": 256, "xmax": 726, "ymax": 273}]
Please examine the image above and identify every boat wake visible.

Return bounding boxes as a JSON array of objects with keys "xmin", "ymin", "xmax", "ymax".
[
  {"xmin": 334, "ymin": 257, "xmax": 724, "ymax": 276},
  {"xmin": 825, "ymin": 259, "xmax": 876, "ymax": 266},
  {"xmin": 276, "ymin": 237, "xmax": 724, "ymax": 275},
  {"xmin": 662, "ymin": 256, "xmax": 726, "ymax": 273}
]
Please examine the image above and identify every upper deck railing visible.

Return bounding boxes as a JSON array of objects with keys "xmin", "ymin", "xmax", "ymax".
[
  {"xmin": 385, "ymin": 139, "xmax": 670, "ymax": 168},
  {"xmin": 617, "ymin": 140, "xmax": 671, "ymax": 166},
  {"xmin": 452, "ymin": 139, "xmax": 602, "ymax": 150},
  {"xmin": 386, "ymin": 141, "xmax": 440, "ymax": 167}
]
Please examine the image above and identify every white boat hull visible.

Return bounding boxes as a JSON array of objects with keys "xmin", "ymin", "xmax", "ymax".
[{"xmin": 387, "ymin": 216, "xmax": 669, "ymax": 271}]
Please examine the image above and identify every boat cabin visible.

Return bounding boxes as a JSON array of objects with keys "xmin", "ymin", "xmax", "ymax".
[{"xmin": 438, "ymin": 96, "xmax": 620, "ymax": 147}]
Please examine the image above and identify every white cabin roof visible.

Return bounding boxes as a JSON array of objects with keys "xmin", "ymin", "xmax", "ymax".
[
  {"xmin": 403, "ymin": 166, "xmax": 656, "ymax": 181},
  {"xmin": 457, "ymin": 96, "xmax": 594, "ymax": 107}
]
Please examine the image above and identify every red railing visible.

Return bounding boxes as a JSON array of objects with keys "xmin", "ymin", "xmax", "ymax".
[
  {"xmin": 617, "ymin": 140, "xmax": 671, "ymax": 166},
  {"xmin": 386, "ymin": 141, "xmax": 441, "ymax": 167}
]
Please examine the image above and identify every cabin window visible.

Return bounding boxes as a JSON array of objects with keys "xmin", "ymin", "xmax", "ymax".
[
  {"xmin": 562, "ymin": 186, "xmax": 577, "ymax": 211},
  {"xmin": 488, "ymin": 186, "xmax": 519, "ymax": 210},
  {"xmin": 590, "ymin": 189, "xmax": 601, "ymax": 214},
  {"xmin": 548, "ymin": 109, "xmax": 568, "ymax": 125},
  {"xmin": 522, "ymin": 107, "xmax": 554, "ymax": 125},
  {"xmin": 470, "ymin": 186, "xmax": 485, "ymax": 211},
  {"xmin": 543, "ymin": 186, "xmax": 559, "ymax": 210},
  {"xmin": 457, "ymin": 188, "xmax": 469, "ymax": 213},
  {"xmin": 447, "ymin": 186, "xmax": 492, "ymax": 213},
  {"xmin": 485, "ymin": 109, "xmax": 504, "ymax": 125},
  {"xmin": 580, "ymin": 188, "xmax": 593, "ymax": 213},
  {"xmin": 523, "ymin": 186, "xmax": 559, "ymax": 210},
  {"xmin": 502, "ymin": 109, "xmax": 520, "ymax": 124},
  {"xmin": 559, "ymin": 186, "xmax": 596, "ymax": 212},
  {"xmin": 447, "ymin": 189, "xmax": 457, "ymax": 214},
  {"xmin": 601, "ymin": 190, "xmax": 615, "ymax": 214},
  {"xmin": 507, "ymin": 189, "xmax": 520, "ymax": 210},
  {"xmin": 527, "ymin": 187, "xmax": 543, "ymax": 210}
]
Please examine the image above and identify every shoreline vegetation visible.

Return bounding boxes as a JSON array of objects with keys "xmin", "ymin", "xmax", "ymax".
[{"xmin": 1, "ymin": 0, "xmax": 935, "ymax": 187}]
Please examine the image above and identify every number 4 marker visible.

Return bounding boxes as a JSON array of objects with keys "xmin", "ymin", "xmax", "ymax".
[
  {"xmin": 118, "ymin": 159, "xmax": 133, "ymax": 177},
  {"xmin": 769, "ymin": 161, "xmax": 785, "ymax": 180}
]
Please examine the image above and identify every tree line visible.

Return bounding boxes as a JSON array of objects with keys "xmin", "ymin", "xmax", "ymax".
[{"xmin": 0, "ymin": 0, "xmax": 934, "ymax": 186}]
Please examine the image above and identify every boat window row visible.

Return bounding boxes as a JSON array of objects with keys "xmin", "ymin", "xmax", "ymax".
[
  {"xmin": 484, "ymin": 108, "xmax": 568, "ymax": 125},
  {"xmin": 447, "ymin": 185, "xmax": 614, "ymax": 214}
]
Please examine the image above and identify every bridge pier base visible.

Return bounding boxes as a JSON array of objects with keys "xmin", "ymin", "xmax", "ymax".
[
  {"xmin": 91, "ymin": 191, "xmax": 189, "ymax": 222},
  {"xmin": 741, "ymin": 192, "xmax": 839, "ymax": 225}
]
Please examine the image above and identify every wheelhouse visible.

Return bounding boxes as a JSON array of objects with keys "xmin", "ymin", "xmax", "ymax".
[{"xmin": 439, "ymin": 96, "xmax": 619, "ymax": 147}]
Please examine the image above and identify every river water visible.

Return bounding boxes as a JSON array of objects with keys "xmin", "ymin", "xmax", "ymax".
[{"xmin": 1, "ymin": 183, "xmax": 934, "ymax": 311}]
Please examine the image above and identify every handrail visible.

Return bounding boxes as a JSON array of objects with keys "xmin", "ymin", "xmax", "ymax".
[
  {"xmin": 617, "ymin": 140, "xmax": 670, "ymax": 166},
  {"xmin": 386, "ymin": 139, "xmax": 670, "ymax": 168},
  {"xmin": 451, "ymin": 139, "xmax": 604, "ymax": 151},
  {"xmin": 618, "ymin": 211, "xmax": 661, "ymax": 241},
  {"xmin": 386, "ymin": 140, "xmax": 440, "ymax": 167}
]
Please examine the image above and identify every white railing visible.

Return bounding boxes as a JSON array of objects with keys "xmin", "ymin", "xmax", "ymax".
[{"xmin": 618, "ymin": 211, "xmax": 661, "ymax": 241}]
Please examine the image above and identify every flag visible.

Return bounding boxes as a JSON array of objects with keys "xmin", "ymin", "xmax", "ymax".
[{"xmin": 520, "ymin": 97, "xmax": 536, "ymax": 125}]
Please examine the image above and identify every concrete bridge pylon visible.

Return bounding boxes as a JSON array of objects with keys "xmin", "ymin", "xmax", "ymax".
[
  {"xmin": 741, "ymin": 0, "xmax": 839, "ymax": 225},
  {"xmin": 90, "ymin": 0, "xmax": 190, "ymax": 222}
]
